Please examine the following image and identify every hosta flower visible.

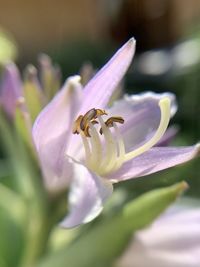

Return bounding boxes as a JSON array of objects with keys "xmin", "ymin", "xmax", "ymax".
[
  {"xmin": 0, "ymin": 54, "xmax": 61, "ymax": 122},
  {"xmin": 31, "ymin": 38, "xmax": 199, "ymax": 227},
  {"xmin": 0, "ymin": 62, "xmax": 23, "ymax": 118},
  {"xmin": 117, "ymin": 203, "xmax": 200, "ymax": 267}
]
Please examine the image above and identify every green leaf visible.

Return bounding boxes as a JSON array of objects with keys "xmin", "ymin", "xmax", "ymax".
[
  {"xmin": 0, "ymin": 209, "xmax": 24, "ymax": 267},
  {"xmin": 0, "ymin": 183, "xmax": 26, "ymax": 225},
  {"xmin": 0, "ymin": 184, "xmax": 26, "ymax": 267},
  {"xmin": 36, "ymin": 181, "xmax": 187, "ymax": 267}
]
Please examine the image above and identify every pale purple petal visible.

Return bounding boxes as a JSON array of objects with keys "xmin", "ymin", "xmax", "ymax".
[
  {"xmin": 0, "ymin": 63, "xmax": 23, "ymax": 117},
  {"xmin": 108, "ymin": 145, "xmax": 199, "ymax": 182},
  {"xmin": 157, "ymin": 126, "xmax": 179, "ymax": 146},
  {"xmin": 32, "ymin": 76, "xmax": 82, "ymax": 181},
  {"xmin": 136, "ymin": 223, "xmax": 200, "ymax": 249},
  {"xmin": 40, "ymin": 152, "xmax": 74, "ymax": 191},
  {"xmin": 33, "ymin": 76, "xmax": 82, "ymax": 150},
  {"xmin": 79, "ymin": 38, "xmax": 136, "ymax": 114},
  {"xmin": 61, "ymin": 160, "xmax": 113, "ymax": 228},
  {"xmin": 108, "ymin": 92, "xmax": 177, "ymax": 151},
  {"xmin": 67, "ymin": 39, "xmax": 136, "ymax": 158},
  {"xmin": 117, "ymin": 206, "xmax": 200, "ymax": 267},
  {"xmin": 155, "ymin": 206, "xmax": 200, "ymax": 225}
]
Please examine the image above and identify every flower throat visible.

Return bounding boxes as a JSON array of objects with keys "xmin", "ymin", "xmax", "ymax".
[{"xmin": 72, "ymin": 98, "xmax": 171, "ymax": 177}]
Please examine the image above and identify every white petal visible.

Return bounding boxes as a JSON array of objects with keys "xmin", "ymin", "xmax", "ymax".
[{"xmin": 61, "ymin": 160, "xmax": 113, "ymax": 228}]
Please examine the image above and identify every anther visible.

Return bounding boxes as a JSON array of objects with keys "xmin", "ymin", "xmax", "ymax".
[
  {"xmin": 72, "ymin": 108, "xmax": 107, "ymax": 137},
  {"xmin": 96, "ymin": 109, "xmax": 107, "ymax": 116},
  {"xmin": 72, "ymin": 115, "xmax": 83, "ymax": 134},
  {"xmin": 80, "ymin": 108, "xmax": 97, "ymax": 131},
  {"xmin": 99, "ymin": 116, "xmax": 124, "ymax": 134},
  {"xmin": 84, "ymin": 120, "xmax": 98, "ymax": 137}
]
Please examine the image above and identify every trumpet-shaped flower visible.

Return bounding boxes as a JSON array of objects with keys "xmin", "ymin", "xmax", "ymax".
[
  {"xmin": 117, "ymin": 203, "xmax": 200, "ymax": 267},
  {"xmin": 32, "ymin": 38, "xmax": 199, "ymax": 228}
]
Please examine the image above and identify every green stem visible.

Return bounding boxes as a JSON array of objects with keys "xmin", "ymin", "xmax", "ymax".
[
  {"xmin": 19, "ymin": 188, "xmax": 68, "ymax": 267},
  {"xmin": 20, "ymin": 202, "xmax": 51, "ymax": 267}
]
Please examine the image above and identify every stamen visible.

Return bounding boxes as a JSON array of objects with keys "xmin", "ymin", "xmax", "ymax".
[
  {"xmin": 100, "ymin": 116, "xmax": 124, "ymax": 134},
  {"xmin": 72, "ymin": 115, "xmax": 83, "ymax": 134},
  {"xmin": 106, "ymin": 116, "xmax": 124, "ymax": 126},
  {"xmin": 112, "ymin": 123, "xmax": 125, "ymax": 169},
  {"xmin": 80, "ymin": 108, "xmax": 97, "ymax": 131},
  {"xmin": 87, "ymin": 122, "xmax": 103, "ymax": 170},
  {"xmin": 99, "ymin": 123, "xmax": 125, "ymax": 175},
  {"xmin": 124, "ymin": 97, "xmax": 171, "ymax": 161},
  {"xmin": 72, "ymin": 108, "xmax": 106, "ymax": 137},
  {"xmin": 81, "ymin": 133, "xmax": 92, "ymax": 166},
  {"xmin": 98, "ymin": 116, "xmax": 118, "ymax": 174},
  {"xmin": 84, "ymin": 120, "xmax": 98, "ymax": 137},
  {"xmin": 73, "ymin": 99, "xmax": 170, "ymax": 177},
  {"xmin": 96, "ymin": 109, "xmax": 107, "ymax": 116}
]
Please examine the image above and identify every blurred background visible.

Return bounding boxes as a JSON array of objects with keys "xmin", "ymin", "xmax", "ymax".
[{"xmin": 0, "ymin": 0, "xmax": 200, "ymax": 196}]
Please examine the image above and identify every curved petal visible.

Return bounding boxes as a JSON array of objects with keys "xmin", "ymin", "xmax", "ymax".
[
  {"xmin": 33, "ymin": 75, "xmax": 82, "ymax": 149},
  {"xmin": 32, "ymin": 76, "xmax": 83, "ymax": 180},
  {"xmin": 137, "ymin": 224, "xmax": 200, "ymax": 249},
  {"xmin": 118, "ymin": 210, "xmax": 200, "ymax": 267},
  {"xmin": 156, "ymin": 126, "xmax": 179, "ymax": 146},
  {"xmin": 0, "ymin": 63, "xmax": 23, "ymax": 117},
  {"xmin": 108, "ymin": 145, "xmax": 199, "ymax": 182},
  {"xmin": 156, "ymin": 207, "xmax": 200, "ymax": 225},
  {"xmin": 108, "ymin": 92, "xmax": 177, "ymax": 152},
  {"xmin": 37, "ymin": 137, "xmax": 73, "ymax": 190},
  {"xmin": 117, "ymin": 207, "xmax": 200, "ymax": 267},
  {"xmin": 79, "ymin": 38, "xmax": 136, "ymax": 114},
  {"xmin": 61, "ymin": 160, "xmax": 113, "ymax": 228}
]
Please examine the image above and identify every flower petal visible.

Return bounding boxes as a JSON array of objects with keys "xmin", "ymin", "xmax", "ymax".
[
  {"xmin": 156, "ymin": 126, "xmax": 179, "ymax": 146},
  {"xmin": 117, "ymin": 206, "xmax": 200, "ymax": 267},
  {"xmin": 108, "ymin": 92, "xmax": 177, "ymax": 151},
  {"xmin": 61, "ymin": 160, "xmax": 113, "ymax": 228},
  {"xmin": 36, "ymin": 137, "xmax": 73, "ymax": 190},
  {"xmin": 32, "ymin": 76, "xmax": 82, "ymax": 181},
  {"xmin": 108, "ymin": 145, "xmax": 199, "ymax": 182},
  {"xmin": 33, "ymin": 75, "xmax": 82, "ymax": 150},
  {"xmin": 79, "ymin": 38, "xmax": 136, "ymax": 114},
  {"xmin": 0, "ymin": 63, "xmax": 23, "ymax": 117}
]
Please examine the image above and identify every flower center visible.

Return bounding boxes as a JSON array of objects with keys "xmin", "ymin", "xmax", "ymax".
[{"xmin": 72, "ymin": 97, "xmax": 171, "ymax": 177}]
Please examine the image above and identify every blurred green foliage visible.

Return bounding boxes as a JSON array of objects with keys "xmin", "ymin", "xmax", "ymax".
[
  {"xmin": 0, "ymin": 28, "xmax": 17, "ymax": 65},
  {"xmin": 36, "ymin": 182, "xmax": 186, "ymax": 267}
]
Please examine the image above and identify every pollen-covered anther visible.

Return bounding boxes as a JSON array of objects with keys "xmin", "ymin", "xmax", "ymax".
[
  {"xmin": 72, "ymin": 115, "xmax": 83, "ymax": 134},
  {"xmin": 96, "ymin": 109, "xmax": 107, "ymax": 116},
  {"xmin": 99, "ymin": 116, "xmax": 124, "ymax": 135},
  {"xmin": 72, "ymin": 108, "xmax": 107, "ymax": 136}
]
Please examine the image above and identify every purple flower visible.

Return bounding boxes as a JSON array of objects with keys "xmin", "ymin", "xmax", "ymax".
[
  {"xmin": 31, "ymin": 38, "xmax": 199, "ymax": 228},
  {"xmin": 0, "ymin": 55, "xmax": 61, "ymax": 121},
  {"xmin": 0, "ymin": 63, "xmax": 23, "ymax": 118},
  {"xmin": 117, "ymin": 203, "xmax": 200, "ymax": 267}
]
